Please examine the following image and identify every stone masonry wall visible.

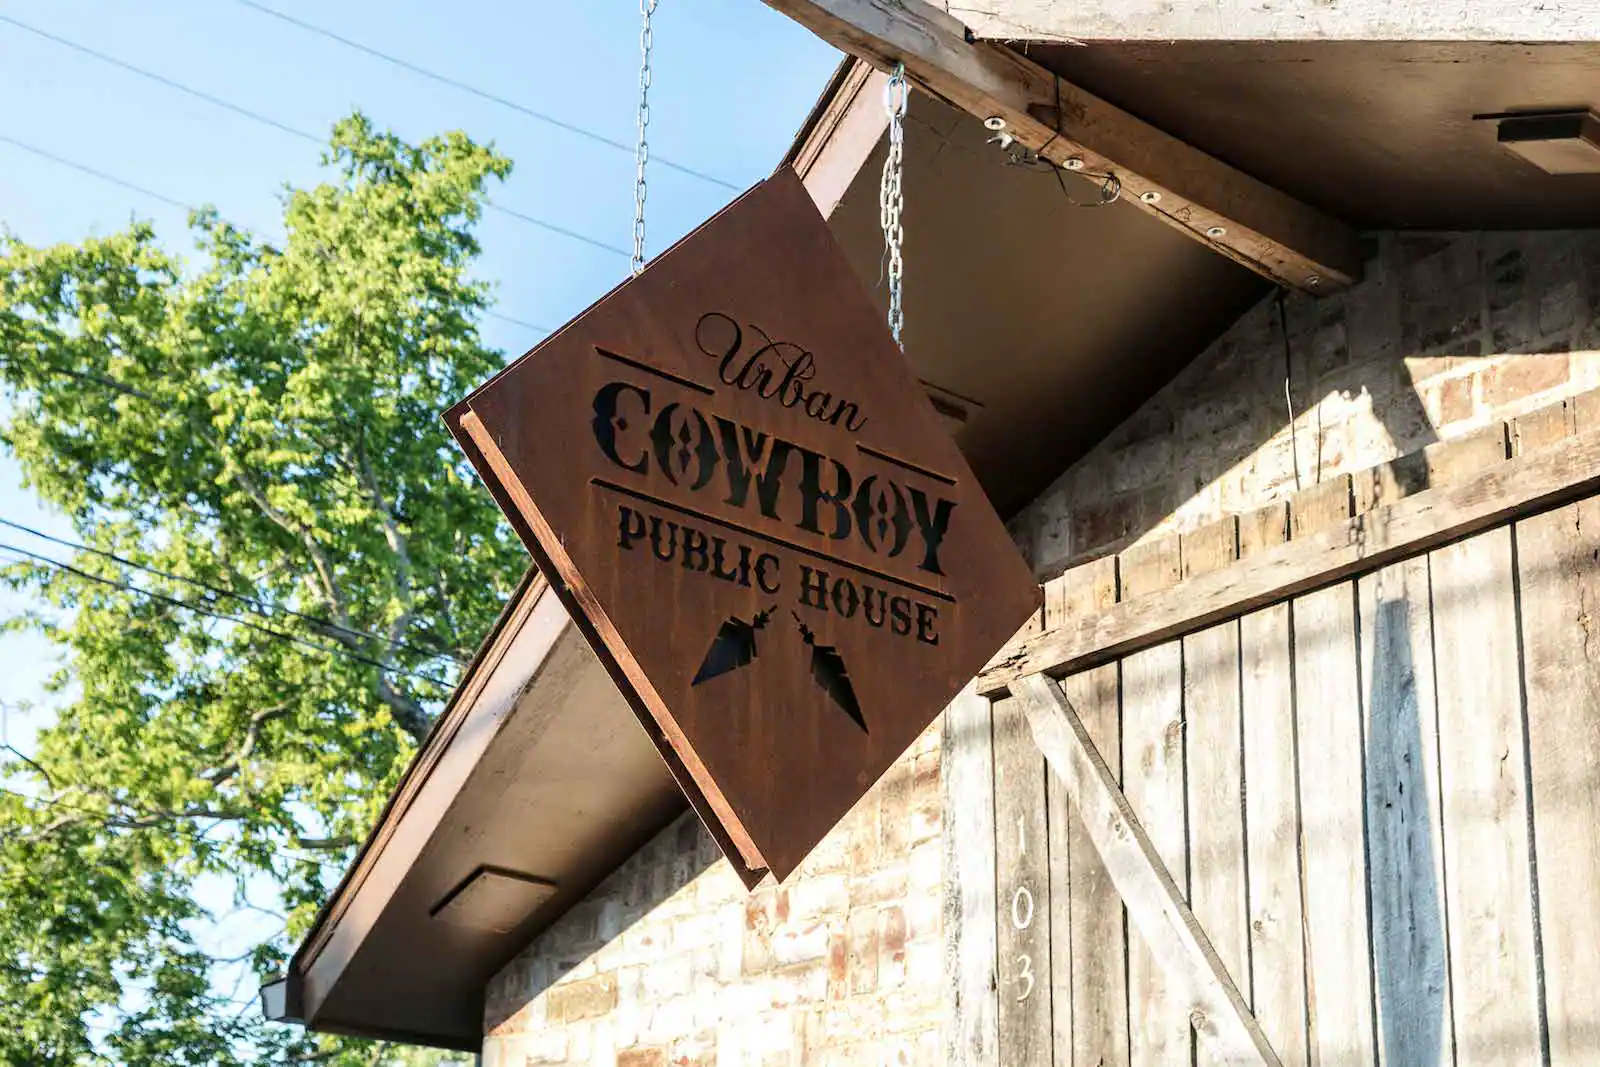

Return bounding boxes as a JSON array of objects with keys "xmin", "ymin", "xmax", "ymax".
[
  {"xmin": 481, "ymin": 721, "xmax": 944, "ymax": 1067},
  {"xmin": 1011, "ymin": 231, "xmax": 1600, "ymax": 576}
]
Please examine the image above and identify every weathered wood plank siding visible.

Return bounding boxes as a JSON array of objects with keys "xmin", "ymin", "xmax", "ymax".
[
  {"xmin": 1431, "ymin": 529, "xmax": 1542, "ymax": 1067},
  {"xmin": 986, "ymin": 509, "xmax": 1598, "ymax": 1064},
  {"xmin": 994, "ymin": 690, "xmax": 1053, "ymax": 1065},
  {"xmin": 1517, "ymin": 498, "xmax": 1600, "ymax": 1067},
  {"xmin": 1358, "ymin": 558, "xmax": 1454, "ymax": 1067}
]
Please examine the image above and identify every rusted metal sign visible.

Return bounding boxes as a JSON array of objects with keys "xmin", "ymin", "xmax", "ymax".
[{"xmin": 446, "ymin": 169, "xmax": 1039, "ymax": 885}]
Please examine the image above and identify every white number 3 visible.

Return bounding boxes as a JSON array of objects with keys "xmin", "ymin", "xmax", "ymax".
[{"xmin": 1016, "ymin": 953, "xmax": 1035, "ymax": 1001}]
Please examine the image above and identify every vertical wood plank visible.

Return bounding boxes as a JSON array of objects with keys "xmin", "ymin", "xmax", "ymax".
[
  {"xmin": 1123, "ymin": 638, "xmax": 1190, "ymax": 1066},
  {"xmin": 1430, "ymin": 525, "xmax": 1542, "ymax": 1067},
  {"xmin": 1240, "ymin": 501, "xmax": 1289, "ymax": 560},
  {"xmin": 1358, "ymin": 558, "xmax": 1454, "ymax": 1067},
  {"xmin": 995, "ymin": 691, "xmax": 1053, "ymax": 1066},
  {"xmin": 1292, "ymin": 581, "xmax": 1378, "ymax": 1067},
  {"xmin": 1066, "ymin": 655, "xmax": 1131, "ymax": 1067},
  {"xmin": 1241, "ymin": 602, "xmax": 1309, "ymax": 1067},
  {"xmin": 1050, "ymin": 556, "xmax": 1121, "ymax": 1066},
  {"xmin": 1183, "ymin": 517, "xmax": 1240, "ymax": 580},
  {"xmin": 1289, "ymin": 474, "xmax": 1353, "ymax": 539},
  {"xmin": 1122, "ymin": 541, "xmax": 1190, "ymax": 1067},
  {"xmin": 1183, "ymin": 502, "xmax": 1246, "ymax": 1062},
  {"xmin": 1018, "ymin": 674, "xmax": 1284, "ymax": 1067},
  {"xmin": 1517, "ymin": 498, "xmax": 1600, "ymax": 1066},
  {"xmin": 1186, "ymin": 616, "xmax": 1250, "ymax": 1067},
  {"xmin": 1120, "ymin": 536, "xmax": 1182, "ymax": 600},
  {"xmin": 944, "ymin": 682, "xmax": 999, "ymax": 1067}
]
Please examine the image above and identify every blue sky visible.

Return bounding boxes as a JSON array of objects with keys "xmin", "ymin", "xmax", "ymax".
[{"xmin": 0, "ymin": 0, "xmax": 839, "ymax": 1037}]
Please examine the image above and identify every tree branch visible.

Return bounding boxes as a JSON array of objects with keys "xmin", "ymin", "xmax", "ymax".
[
  {"xmin": 204, "ymin": 703, "xmax": 292, "ymax": 786},
  {"xmin": 354, "ymin": 428, "xmax": 433, "ymax": 742},
  {"xmin": 354, "ymin": 427, "xmax": 416, "ymax": 653},
  {"xmin": 375, "ymin": 674, "xmax": 430, "ymax": 742}
]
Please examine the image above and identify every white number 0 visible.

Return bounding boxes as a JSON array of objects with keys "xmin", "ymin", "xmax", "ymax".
[{"xmin": 1011, "ymin": 885, "xmax": 1034, "ymax": 931}]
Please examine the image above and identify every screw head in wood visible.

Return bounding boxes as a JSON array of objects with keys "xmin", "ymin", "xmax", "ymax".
[
  {"xmin": 1061, "ymin": 156, "xmax": 1084, "ymax": 170},
  {"xmin": 1206, "ymin": 225, "xmax": 1227, "ymax": 238},
  {"xmin": 983, "ymin": 116, "xmax": 1007, "ymax": 131},
  {"xmin": 1139, "ymin": 190, "xmax": 1161, "ymax": 204}
]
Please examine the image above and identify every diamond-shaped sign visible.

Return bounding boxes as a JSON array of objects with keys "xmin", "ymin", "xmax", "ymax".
[{"xmin": 446, "ymin": 169, "xmax": 1039, "ymax": 885}]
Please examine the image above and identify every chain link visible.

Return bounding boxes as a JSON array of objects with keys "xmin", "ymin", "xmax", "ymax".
[
  {"xmin": 633, "ymin": 0, "xmax": 658, "ymax": 276},
  {"xmin": 880, "ymin": 63, "xmax": 909, "ymax": 348}
]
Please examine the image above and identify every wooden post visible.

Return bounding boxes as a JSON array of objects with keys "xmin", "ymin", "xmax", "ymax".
[{"xmin": 1012, "ymin": 673, "xmax": 1284, "ymax": 1067}]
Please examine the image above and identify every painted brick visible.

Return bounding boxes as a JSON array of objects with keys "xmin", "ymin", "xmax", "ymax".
[
  {"xmin": 1439, "ymin": 373, "xmax": 1475, "ymax": 424},
  {"xmin": 548, "ymin": 974, "xmax": 619, "ymax": 1024},
  {"xmin": 1484, "ymin": 354, "xmax": 1571, "ymax": 405},
  {"xmin": 617, "ymin": 1047, "xmax": 667, "ymax": 1067},
  {"xmin": 845, "ymin": 907, "xmax": 879, "ymax": 996},
  {"xmin": 1399, "ymin": 234, "xmax": 1482, "ymax": 352},
  {"xmin": 483, "ymin": 709, "xmax": 943, "ymax": 1064}
]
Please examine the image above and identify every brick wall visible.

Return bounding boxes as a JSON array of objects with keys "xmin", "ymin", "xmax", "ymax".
[
  {"xmin": 1011, "ymin": 231, "xmax": 1600, "ymax": 577},
  {"xmin": 481, "ymin": 722, "xmax": 944, "ymax": 1067}
]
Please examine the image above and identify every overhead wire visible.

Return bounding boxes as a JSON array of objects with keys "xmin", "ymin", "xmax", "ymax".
[
  {"xmin": 0, "ymin": 515, "xmax": 467, "ymax": 666},
  {"xmin": 0, "ymin": 542, "xmax": 454, "ymax": 687},
  {"xmin": 229, "ymin": 0, "xmax": 739, "ymax": 192},
  {"xmin": 0, "ymin": 13, "xmax": 633, "ymax": 260},
  {"xmin": 0, "ymin": 133, "xmax": 190, "ymax": 212},
  {"xmin": 0, "ymin": 132, "xmax": 549, "ymax": 338}
]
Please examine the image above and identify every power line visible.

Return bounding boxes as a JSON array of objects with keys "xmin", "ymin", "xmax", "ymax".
[
  {"xmin": 0, "ymin": 133, "xmax": 190, "ymax": 212},
  {"xmin": 0, "ymin": 515, "xmax": 467, "ymax": 667},
  {"xmin": 0, "ymin": 14, "xmax": 633, "ymax": 260},
  {"xmin": 0, "ymin": 15, "xmax": 314, "ymax": 145},
  {"xmin": 231, "ymin": 0, "xmax": 740, "ymax": 193},
  {"xmin": 484, "ymin": 309, "xmax": 551, "ymax": 335},
  {"xmin": 0, "ymin": 133, "xmax": 549, "ymax": 337},
  {"xmin": 0, "ymin": 542, "xmax": 453, "ymax": 687}
]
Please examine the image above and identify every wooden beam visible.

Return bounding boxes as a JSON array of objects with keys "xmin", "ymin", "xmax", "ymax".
[
  {"xmin": 758, "ymin": 0, "xmax": 1361, "ymax": 292},
  {"xmin": 1012, "ymin": 674, "xmax": 1283, "ymax": 1067},
  {"xmin": 980, "ymin": 421, "xmax": 1600, "ymax": 697},
  {"xmin": 953, "ymin": 0, "xmax": 1600, "ymax": 44},
  {"xmin": 786, "ymin": 58, "xmax": 889, "ymax": 218}
]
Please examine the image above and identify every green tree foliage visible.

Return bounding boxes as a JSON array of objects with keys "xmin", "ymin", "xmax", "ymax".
[{"xmin": 0, "ymin": 114, "xmax": 527, "ymax": 1064}]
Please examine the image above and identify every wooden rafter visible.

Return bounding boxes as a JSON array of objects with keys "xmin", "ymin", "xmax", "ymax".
[
  {"xmin": 785, "ymin": 58, "xmax": 890, "ymax": 218},
  {"xmin": 759, "ymin": 0, "xmax": 1363, "ymax": 292}
]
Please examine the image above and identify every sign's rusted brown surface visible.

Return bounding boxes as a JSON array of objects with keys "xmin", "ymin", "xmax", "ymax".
[{"xmin": 446, "ymin": 168, "xmax": 1040, "ymax": 885}]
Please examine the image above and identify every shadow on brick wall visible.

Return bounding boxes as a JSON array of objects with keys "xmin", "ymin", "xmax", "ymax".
[
  {"xmin": 483, "ymin": 811, "xmax": 718, "ymax": 1034},
  {"xmin": 1013, "ymin": 230, "xmax": 1600, "ymax": 575}
]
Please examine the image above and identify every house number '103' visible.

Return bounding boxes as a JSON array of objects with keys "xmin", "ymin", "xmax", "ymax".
[{"xmin": 1012, "ymin": 814, "xmax": 1035, "ymax": 1001}]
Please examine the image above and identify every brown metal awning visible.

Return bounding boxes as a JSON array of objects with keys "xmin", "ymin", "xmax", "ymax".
[{"xmin": 267, "ymin": 571, "xmax": 687, "ymax": 1048}]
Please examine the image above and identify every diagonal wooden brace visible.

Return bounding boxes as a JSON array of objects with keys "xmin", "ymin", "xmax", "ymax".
[{"xmin": 1012, "ymin": 673, "xmax": 1283, "ymax": 1067}]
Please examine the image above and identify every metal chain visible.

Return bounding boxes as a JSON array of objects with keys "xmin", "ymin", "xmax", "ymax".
[
  {"xmin": 633, "ymin": 0, "xmax": 658, "ymax": 276},
  {"xmin": 880, "ymin": 63, "xmax": 909, "ymax": 348}
]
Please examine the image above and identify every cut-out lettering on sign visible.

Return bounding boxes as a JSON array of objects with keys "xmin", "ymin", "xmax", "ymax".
[{"xmin": 446, "ymin": 168, "xmax": 1040, "ymax": 886}]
